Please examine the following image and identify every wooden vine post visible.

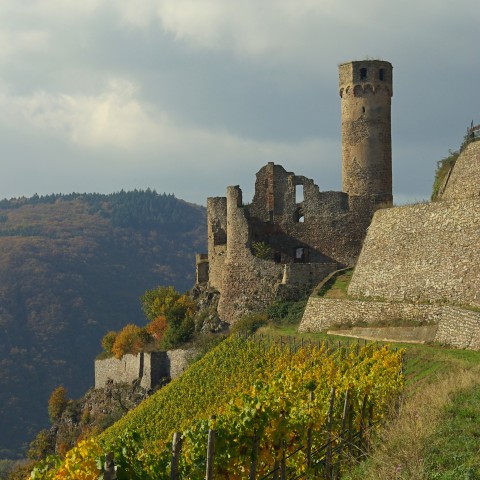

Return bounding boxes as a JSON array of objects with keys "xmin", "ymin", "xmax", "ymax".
[
  {"xmin": 325, "ymin": 387, "xmax": 336, "ymax": 479},
  {"xmin": 170, "ymin": 432, "xmax": 182, "ymax": 480},
  {"xmin": 206, "ymin": 415, "xmax": 216, "ymax": 480},
  {"xmin": 103, "ymin": 452, "xmax": 117, "ymax": 480},
  {"xmin": 249, "ymin": 430, "xmax": 260, "ymax": 480},
  {"xmin": 335, "ymin": 389, "xmax": 351, "ymax": 478},
  {"xmin": 306, "ymin": 391, "xmax": 314, "ymax": 469}
]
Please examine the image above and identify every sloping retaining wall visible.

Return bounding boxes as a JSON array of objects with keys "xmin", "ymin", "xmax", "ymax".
[
  {"xmin": 347, "ymin": 198, "xmax": 480, "ymax": 308},
  {"xmin": 95, "ymin": 349, "xmax": 195, "ymax": 389},
  {"xmin": 299, "ymin": 297, "xmax": 480, "ymax": 350}
]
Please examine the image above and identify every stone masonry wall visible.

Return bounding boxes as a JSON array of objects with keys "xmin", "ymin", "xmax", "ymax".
[
  {"xmin": 299, "ymin": 298, "xmax": 444, "ymax": 331},
  {"xmin": 94, "ymin": 349, "xmax": 195, "ymax": 389},
  {"xmin": 442, "ymin": 141, "xmax": 480, "ymax": 200},
  {"xmin": 434, "ymin": 306, "xmax": 480, "ymax": 350},
  {"xmin": 347, "ymin": 198, "xmax": 480, "ymax": 307},
  {"xmin": 299, "ymin": 297, "xmax": 480, "ymax": 350}
]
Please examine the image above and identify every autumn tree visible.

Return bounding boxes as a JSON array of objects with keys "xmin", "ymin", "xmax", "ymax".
[
  {"xmin": 111, "ymin": 324, "xmax": 150, "ymax": 359},
  {"xmin": 101, "ymin": 330, "xmax": 117, "ymax": 355},
  {"xmin": 48, "ymin": 386, "xmax": 68, "ymax": 423},
  {"xmin": 146, "ymin": 315, "xmax": 167, "ymax": 341},
  {"xmin": 141, "ymin": 286, "xmax": 195, "ymax": 320}
]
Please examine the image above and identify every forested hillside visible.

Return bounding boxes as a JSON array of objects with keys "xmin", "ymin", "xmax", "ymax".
[{"xmin": 0, "ymin": 190, "xmax": 206, "ymax": 459}]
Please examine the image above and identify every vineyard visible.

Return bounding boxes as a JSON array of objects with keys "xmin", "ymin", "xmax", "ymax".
[{"xmin": 31, "ymin": 336, "xmax": 404, "ymax": 479}]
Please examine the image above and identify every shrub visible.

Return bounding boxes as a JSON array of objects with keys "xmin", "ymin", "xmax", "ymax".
[
  {"xmin": 266, "ymin": 300, "xmax": 307, "ymax": 326},
  {"xmin": 252, "ymin": 241, "xmax": 273, "ymax": 259},
  {"xmin": 27, "ymin": 430, "xmax": 55, "ymax": 461},
  {"xmin": 161, "ymin": 312, "xmax": 195, "ymax": 349},
  {"xmin": 431, "ymin": 150, "xmax": 459, "ymax": 201},
  {"xmin": 230, "ymin": 312, "xmax": 269, "ymax": 335}
]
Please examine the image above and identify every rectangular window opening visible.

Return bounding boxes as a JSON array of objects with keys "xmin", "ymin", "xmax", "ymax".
[{"xmin": 295, "ymin": 184, "xmax": 304, "ymax": 203}]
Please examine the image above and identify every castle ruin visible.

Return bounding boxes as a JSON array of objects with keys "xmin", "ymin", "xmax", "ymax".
[{"xmin": 196, "ymin": 60, "xmax": 394, "ymax": 322}]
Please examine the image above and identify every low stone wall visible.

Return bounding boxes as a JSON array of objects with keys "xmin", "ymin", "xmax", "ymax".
[
  {"xmin": 299, "ymin": 298, "xmax": 443, "ymax": 331},
  {"xmin": 95, "ymin": 349, "xmax": 195, "ymax": 389},
  {"xmin": 299, "ymin": 297, "xmax": 480, "ymax": 350},
  {"xmin": 330, "ymin": 326, "xmax": 438, "ymax": 344},
  {"xmin": 435, "ymin": 306, "xmax": 480, "ymax": 350}
]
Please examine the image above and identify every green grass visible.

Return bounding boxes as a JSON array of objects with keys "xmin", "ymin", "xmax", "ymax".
[
  {"xmin": 423, "ymin": 385, "xmax": 480, "ymax": 479},
  {"xmin": 317, "ymin": 268, "xmax": 354, "ymax": 298}
]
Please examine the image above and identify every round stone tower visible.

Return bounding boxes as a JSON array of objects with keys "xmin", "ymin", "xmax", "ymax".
[{"xmin": 339, "ymin": 60, "xmax": 393, "ymax": 204}]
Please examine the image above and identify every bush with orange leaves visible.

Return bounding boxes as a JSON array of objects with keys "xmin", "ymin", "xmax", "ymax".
[
  {"xmin": 111, "ymin": 324, "xmax": 150, "ymax": 359},
  {"xmin": 146, "ymin": 315, "xmax": 167, "ymax": 341}
]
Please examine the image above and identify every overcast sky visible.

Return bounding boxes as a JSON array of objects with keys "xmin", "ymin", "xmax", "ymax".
[{"xmin": 0, "ymin": 0, "xmax": 478, "ymax": 206}]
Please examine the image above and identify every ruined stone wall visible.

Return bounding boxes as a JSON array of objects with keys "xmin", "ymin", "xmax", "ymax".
[
  {"xmin": 166, "ymin": 349, "xmax": 196, "ymax": 379},
  {"xmin": 347, "ymin": 198, "xmax": 480, "ymax": 308},
  {"xmin": 217, "ymin": 256, "xmax": 285, "ymax": 321},
  {"xmin": 207, "ymin": 197, "xmax": 227, "ymax": 290},
  {"xmin": 215, "ymin": 182, "xmax": 340, "ymax": 322},
  {"xmin": 94, "ymin": 349, "xmax": 195, "ymax": 389},
  {"xmin": 299, "ymin": 297, "xmax": 480, "ymax": 350},
  {"xmin": 442, "ymin": 141, "xmax": 480, "ymax": 200},
  {"xmin": 299, "ymin": 298, "xmax": 444, "ymax": 331},
  {"xmin": 95, "ymin": 353, "xmax": 144, "ymax": 389},
  {"xmin": 248, "ymin": 164, "xmax": 375, "ymax": 266}
]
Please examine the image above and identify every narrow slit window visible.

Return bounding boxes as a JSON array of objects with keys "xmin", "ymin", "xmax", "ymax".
[
  {"xmin": 295, "ymin": 184, "xmax": 304, "ymax": 203},
  {"xmin": 379, "ymin": 68, "xmax": 385, "ymax": 81},
  {"xmin": 360, "ymin": 68, "xmax": 367, "ymax": 80}
]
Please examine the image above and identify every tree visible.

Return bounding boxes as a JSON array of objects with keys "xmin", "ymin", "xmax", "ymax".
[
  {"xmin": 146, "ymin": 315, "xmax": 167, "ymax": 341},
  {"xmin": 27, "ymin": 429, "xmax": 55, "ymax": 461},
  {"xmin": 161, "ymin": 305, "xmax": 195, "ymax": 349},
  {"xmin": 111, "ymin": 324, "xmax": 149, "ymax": 359},
  {"xmin": 48, "ymin": 386, "xmax": 68, "ymax": 423},
  {"xmin": 101, "ymin": 331, "xmax": 117, "ymax": 355},
  {"xmin": 141, "ymin": 286, "xmax": 183, "ymax": 321}
]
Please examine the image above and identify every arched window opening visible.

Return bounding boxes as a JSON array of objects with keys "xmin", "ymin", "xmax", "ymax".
[
  {"xmin": 360, "ymin": 68, "xmax": 367, "ymax": 80},
  {"xmin": 294, "ymin": 206, "xmax": 305, "ymax": 223}
]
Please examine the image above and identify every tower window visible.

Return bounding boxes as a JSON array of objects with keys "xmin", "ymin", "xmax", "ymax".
[
  {"xmin": 362, "ymin": 106, "xmax": 366, "ymax": 113},
  {"xmin": 295, "ymin": 184, "xmax": 304, "ymax": 203},
  {"xmin": 379, "ymin": 68, "xmax": 385, "ymax": 81},
  {"xmin": 360, "ymin": 68, "xmax": 367, "ymax": 80}
]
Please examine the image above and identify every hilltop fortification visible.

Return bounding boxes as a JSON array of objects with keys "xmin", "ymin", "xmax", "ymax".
[
  {"xmin": 300, "ymin": 137, "xmax": 480, "ymax": 349},
  {"xmin": 196, "ymin": 60, "xmax": 394, "ymax": 322}
]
